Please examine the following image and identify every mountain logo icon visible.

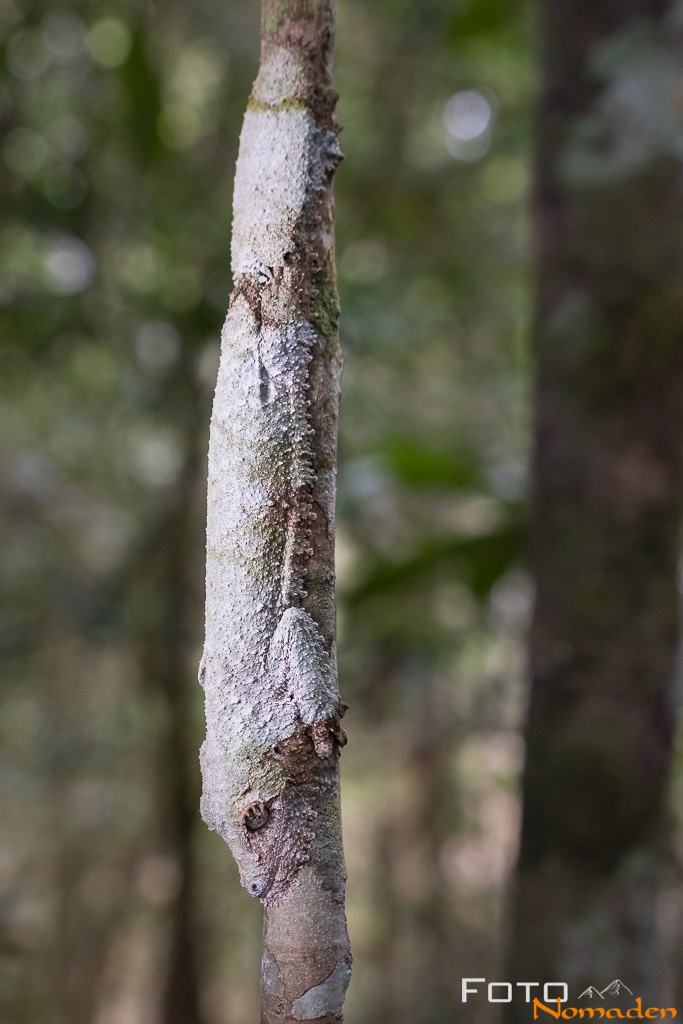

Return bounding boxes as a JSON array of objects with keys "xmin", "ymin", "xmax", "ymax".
[
  {"xmin": 601, "ymin": 981, "xmax": 634, "ymax": 999},
  {"xmin": 578, "ymin": 981, "xmax": 635, "ymax": 1001}
]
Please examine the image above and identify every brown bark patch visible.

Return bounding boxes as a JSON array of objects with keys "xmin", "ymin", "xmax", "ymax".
[{"xmin": 269, "ymin": 701, "xmax": 348, "ymax": 785}]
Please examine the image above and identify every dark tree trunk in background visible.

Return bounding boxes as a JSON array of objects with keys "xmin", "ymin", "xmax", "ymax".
[
  {"xmin": 508, "ymin": 0, "xmax": 683, "ymax": 1008},
  {"xmin": 138, "ymin": 446, "xmax": 205, "ymax": 1024}
]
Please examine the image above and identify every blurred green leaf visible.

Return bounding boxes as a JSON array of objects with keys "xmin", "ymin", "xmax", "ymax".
[
  {"xmin": 384, "ymin": 440, "xmax": 484, "ymax": 488},
  {"xmin": 345, "ymin": 512, "xmax": 525, "ymax": 606}
]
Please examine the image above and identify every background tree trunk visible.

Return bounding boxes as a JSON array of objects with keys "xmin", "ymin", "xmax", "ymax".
[
  {"xmin": 138, "ymin": 447, "xmax": 205, "ymax": 1024},
  {"xmin": 508, "ymin": 0, "xmax": 683, "ymax": 1008},
  {"xmin": 199, "ymin": 1, "xmax": 351, "ymax": 1022}
]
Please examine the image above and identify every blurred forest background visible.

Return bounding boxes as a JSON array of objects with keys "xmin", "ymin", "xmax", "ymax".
[{"xmin": 5, "ymin": 0, "xmax": 681, "ymax": 1022}]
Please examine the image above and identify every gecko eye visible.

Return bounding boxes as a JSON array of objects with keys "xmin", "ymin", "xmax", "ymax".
[{"xmin": 243, "ymin": 802, "xmax": 270, "ymax": 832}]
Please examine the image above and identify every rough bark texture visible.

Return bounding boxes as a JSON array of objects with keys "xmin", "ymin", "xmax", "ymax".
[
  {"xmin": 507, "ymin": 0, "xmax": 683, "ymax": 1011},
  {"xmin": 199, "ymin": 2, "xmax": 350, "ymax": 1022}
]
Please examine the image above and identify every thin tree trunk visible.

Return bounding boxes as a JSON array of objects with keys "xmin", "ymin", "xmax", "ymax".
[
  {"xmin": 508, "ymin": 0, "xmax": 683, "ymax": 1009},
  {"xmin": 199, "ymin": 2, "xmax": 351, "ymax": 1022}
]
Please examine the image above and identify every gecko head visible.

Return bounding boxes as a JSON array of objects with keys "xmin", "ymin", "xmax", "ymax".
[
  {"xmin": 231, "ymin": 835, "xmax": 274, "ymax": 900},
  {"xmin": 231, "ymin": 800, "xmax": 278, "ymax": 901}
]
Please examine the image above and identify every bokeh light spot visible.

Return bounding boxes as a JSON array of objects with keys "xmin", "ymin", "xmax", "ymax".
[
  {"xmin": 45, "ymin": 115, "xmax": 88, "ymax": 161},
  {"xmin": 86, "ymin": 17, "xmax": 131, "ymax": 69},
  {"xmin": 134, "ymin": 321, "xmax": 182, "ymax": 371},
  {"xmin": 7, "ymin": 28, "xmax": 50, "ymax": 79},
  {"xmin": 444, "ymin": 89, "xmax": 497, "ymax": 162},
  {"xmin": 3, "ymin": 128, "xmax": 49, "ymax": 179},
  {"xmin": 174, "ymin": 41, "xmax": 224, "ymax": 106},
  {"xmin": 444, "ymin": 90, "xmax": 492, "ymax": 141},
  {"xmin": 42, "ymin": 12, "xmax": 85, "ymax": 64},
  {"xmin": 43, "ymin": 237, "xmax": 94, "ymax": 295},
  {"xmin": 158, "ymin": 102, "xmax": 203, "ymax": 150},
  {"xmin": 132, "ymin": 432, "xmax": 184, "ymax": 487}
]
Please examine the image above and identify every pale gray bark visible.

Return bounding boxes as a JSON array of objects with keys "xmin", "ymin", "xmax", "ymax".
[{"xmin": 199, "ymin": 2, "xmax": 351, "ymax": 1021}]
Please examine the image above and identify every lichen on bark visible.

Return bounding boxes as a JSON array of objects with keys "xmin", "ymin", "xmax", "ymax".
[{"xmin": 199, "ymin": 0, "xmax": 351, "ymax": 1020}]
